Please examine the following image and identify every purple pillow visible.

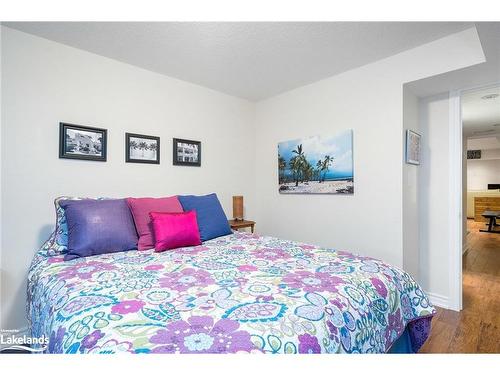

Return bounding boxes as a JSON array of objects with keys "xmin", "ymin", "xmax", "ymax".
[{"xmin": 60, "ymin": 199, "xmax": 138, "ymax": 261}]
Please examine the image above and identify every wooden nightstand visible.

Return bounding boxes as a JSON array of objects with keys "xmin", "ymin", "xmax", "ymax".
[{"xmin": 228, "ymin": 219, "xmax": 255, "ymax": 233}]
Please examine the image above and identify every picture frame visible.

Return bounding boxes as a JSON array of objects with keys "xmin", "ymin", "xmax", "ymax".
[
  {"xmin": 467, "ymin": 150, "xmax": 481, "ymax": 160},
  {"xmin": 278, "ymin": 130, "xmax": 354, "ymax": 194},
  {"xmin": 173, "ymin": 138, "xmax": 201, "ymax": 166},
  {"xmin": 125, "ymin": 133, "xmax": 160, "ymax": 164},
  {"xmin": 59, "ymin": 122, "xmax": 107, "ymax": 162},
  {"xmin": 405, "ymin": 129, "xmax": 421, "ymax": 165}
]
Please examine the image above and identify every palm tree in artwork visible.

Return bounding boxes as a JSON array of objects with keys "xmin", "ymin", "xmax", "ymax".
[
  {"xmin": 316, "ymin": 160, "xmax": 323, "ymax": 182},
  {"xmin": 278, "ymin": 154, "xmax": 286, "ymax": 184},
  {"xmin": 292, "ymin": 144, "xmax": 304, "ymax": 160},
  {"xmin": 289, "ymin": 155, "xmax": 302, "ymax": 187},
  {"xmin": 291, "ymin": 144, "xmax": 309, "ymax": 186},
  {"xmin": 149, "ymin": 142, "xmax": 157, "ymax": 155},
  {"xmin": 138, "ymin": 141, "xmax": 148, "ymax": 157},
  {"xmin": 321, "ymin": 155, "xmax": 334, "ymax": 182},
  {"xmin": 303, "ymin": 162, "xmax": 314, "ymax": 182}
]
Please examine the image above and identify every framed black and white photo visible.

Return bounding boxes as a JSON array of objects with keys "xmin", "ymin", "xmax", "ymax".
[
  {"xmin": 405, "ymin": 129, "xmax": 421, "ymax": 165},
  {"xmin": 173, "ymin": 138, "xmax": 201, "ymax": 166},
  {"xmin": 59, "ymin": 122, "xmax": 107, "ymax": 161},
  {"xmin": 125, "ymin": 133, "xmax": 160, "ymax": 164}
]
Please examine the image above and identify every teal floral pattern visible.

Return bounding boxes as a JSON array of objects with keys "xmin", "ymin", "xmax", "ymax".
[{"xmin": 28, "ymin": 232, "xmax": 435, "ymax": 354}]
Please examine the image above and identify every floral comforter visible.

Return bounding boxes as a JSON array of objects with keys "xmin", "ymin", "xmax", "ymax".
[{"xmin": 27, "ymin": 232, "xmax": 435, "ymax": 354}]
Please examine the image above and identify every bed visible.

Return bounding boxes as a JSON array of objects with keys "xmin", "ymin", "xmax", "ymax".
[{"xmin": 27, "ymin": 231, "xmax": 435, "ymax": 354}]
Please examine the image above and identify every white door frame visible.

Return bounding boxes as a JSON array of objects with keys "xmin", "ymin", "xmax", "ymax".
[
  {"xmin": 448, "ymin": 89, "xmax": 462, "ymax": 311},
  {"xmin": 448, "ymin": 82, "xmax": 500, "ymax": 311}
]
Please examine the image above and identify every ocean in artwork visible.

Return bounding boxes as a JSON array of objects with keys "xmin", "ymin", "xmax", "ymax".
[{"xmin": 278, "ymin": 130, "xmax": 354, "ymax": 194}]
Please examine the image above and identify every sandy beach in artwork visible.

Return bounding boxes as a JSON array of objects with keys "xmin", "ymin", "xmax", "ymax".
[{"xmin": 279, "ymin": 179, "xmax": 353, "ymax": 194}]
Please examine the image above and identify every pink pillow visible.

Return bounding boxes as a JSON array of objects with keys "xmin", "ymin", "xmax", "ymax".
[
  {"xmin": 149, "ymin": 211, "xmax": 201, "ymax": 252},
  {"xmin": 127, "ymin": 196, "xmax": 183, "ymax": 250}
]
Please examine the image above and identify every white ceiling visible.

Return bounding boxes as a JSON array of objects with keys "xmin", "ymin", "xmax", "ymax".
[
  {"xmin": 407, "ymin": 22, "xmax": 500, "ymax": 98},
  {"xmin": 462, "ymin": 85, "xmax": 500, "ymax": 138},
  {"xmin": 3, "ymin": 22, "xmax": 473, "ymax": 101}
]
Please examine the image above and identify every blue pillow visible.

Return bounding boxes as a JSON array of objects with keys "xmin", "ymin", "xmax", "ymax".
[
  {"xmin": 178, "ymin": 193, "xmax": 232, "ymax": 242},
  {"xmin": 60, "ymin": 199, "xmax": 138, "ymax": 261}
]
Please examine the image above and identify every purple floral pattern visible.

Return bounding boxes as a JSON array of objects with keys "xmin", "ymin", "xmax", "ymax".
[
  {"xmin": 111, "ymin": 299, "xmax": 145, "ymax": 315},
  {"xmin": 28, "ymin": 232, "xmax": 435, "ymax": 354},
  {"xmin": 385, "ymin": 310, "xmax": 405, "ymax": 343},
  {"xmin": 371, "ymin": 277, "xmax": 388, "ymax": 298},
  {"xmin": 282, "ymin": 270, "xmax": 344, "ymax": 293},
  {"xmin": 150, "ymin": 316, "xmax": 255, "ymax": 353},
  {"xmin": 58, "ymin": 260, "xmax": 116, "ymax": 280},
  {"xmin": 80, "ymin": 330, "xmax": 105, "ymax": 352},
  {"xmin": 252, "ymin": 247, "xmax": 292, "ymax": 261},
  {"xmin": 159, "ymin": 268, "xmax": 214, "ymax": 292},
  {"xmin": 298, "ymin": 333, "xmax": 321, "ymax": 354}
]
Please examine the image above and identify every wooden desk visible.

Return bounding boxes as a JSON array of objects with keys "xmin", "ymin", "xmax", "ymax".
[
  {"xmin": 228, "ymin": 220, "xmax": 255, "ymax": 233},
  {"xmin": 474, "ymin": 197, "xmax": 500, "ymax": 222},
  {"xmin": 480, "ymin": 211, "xmax": 500, "ymax": 233}
]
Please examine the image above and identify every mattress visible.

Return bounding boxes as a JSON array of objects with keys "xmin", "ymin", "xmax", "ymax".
[{"xmin": 27, "ymin": 232, "xmax": 435, "ymax": 354}]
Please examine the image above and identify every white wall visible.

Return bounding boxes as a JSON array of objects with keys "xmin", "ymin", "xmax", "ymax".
[
  {"xmin": 479, "ymin": 148, "xmax": 500, "ymax": 160},
  {"xmin": 419, "ymin": 93, "xmax": 451, "ymax": 303},
  {"xmin": 254, "ymin": 28, "xmax": 485, "ymax": 271},
  {"xmin": 467, "ymin": 158, "xmax": 500, "ymax": 190},
  {"xmin": 0, "ymin": 27, "xmax": 256, "ymax": 331},
  {"xmin": 402, "ymin": 87, "xmax": 419, "ymax": 280}
]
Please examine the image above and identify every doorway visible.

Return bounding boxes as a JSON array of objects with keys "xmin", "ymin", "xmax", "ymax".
[
  {"xmin": 421, "ymin": 83, "xmax": 500, "ymax": 352},
  {"xmin": 461, "ymin": 84, "xmax": 500, "ymax": 315}
]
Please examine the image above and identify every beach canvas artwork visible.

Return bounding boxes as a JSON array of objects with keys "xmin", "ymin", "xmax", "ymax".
[{"xmin": 278, "ymin": 130, "xmax": 354, "ymax": 194}]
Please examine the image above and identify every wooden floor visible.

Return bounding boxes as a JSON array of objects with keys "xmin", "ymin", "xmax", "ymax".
[{"xmin": 420, "ymin": 219, "xmax": 500, "ymax": 353}]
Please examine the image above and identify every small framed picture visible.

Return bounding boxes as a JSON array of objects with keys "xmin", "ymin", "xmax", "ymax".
[
  {"xmin": 405, "ymin": 129, "xmax": 421, "ymax": 165},
  {"xmin": 173, "ymin": 138, "xmax": 201, "ymax": 166},
  {"xmin": 467, "ymin": 150, "xmax": 481, "ymax": 160},
  {"xmin": 59, "ymin": 122, "xmax": 107, "ymax": 162},
  {"xmin": 125, "ymin": 133, "xmax": 160, "ymax": 164}
]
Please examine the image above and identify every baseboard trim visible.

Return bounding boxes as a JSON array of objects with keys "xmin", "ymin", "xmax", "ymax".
[{"xmin": 426, "ymin": 292, "xmax": 450, "ymax": 309}]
